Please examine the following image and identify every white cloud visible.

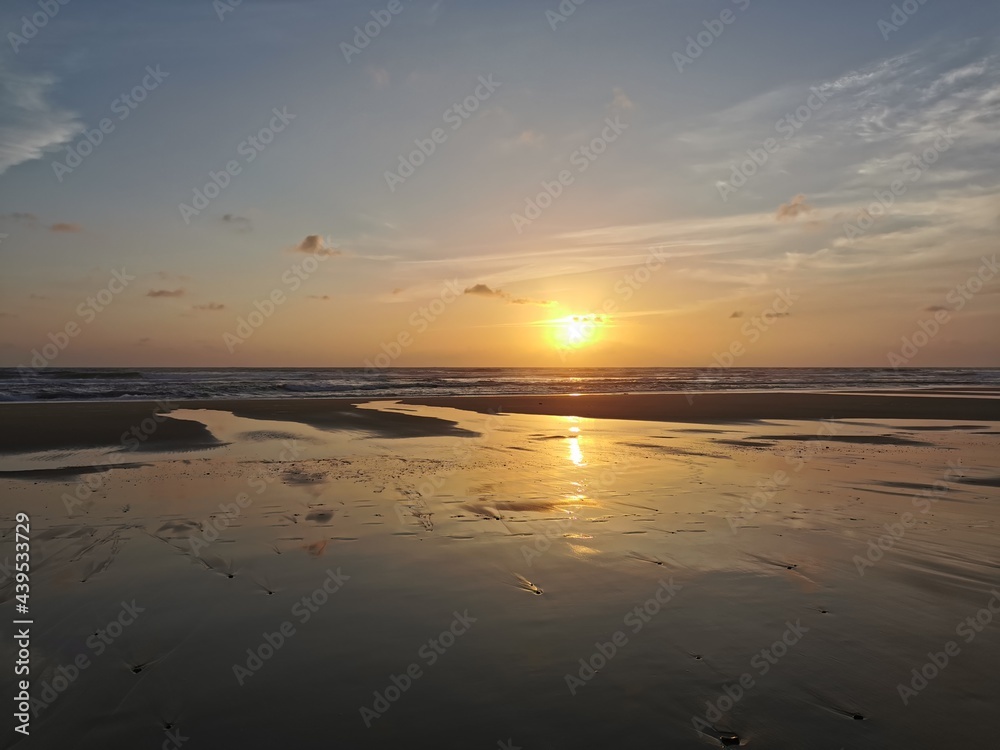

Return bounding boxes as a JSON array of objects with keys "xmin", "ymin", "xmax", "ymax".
[{"xmin": 0, "ymin": 65, "xmax": 83, "ymax": 175}]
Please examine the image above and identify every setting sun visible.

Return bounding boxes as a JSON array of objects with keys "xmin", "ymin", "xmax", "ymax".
[{"xmin": 549, "ymin": 314, "xmax": 607, "ymax": 350}]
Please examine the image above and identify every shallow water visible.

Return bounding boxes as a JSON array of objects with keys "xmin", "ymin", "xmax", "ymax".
[{"xmin": 1, "ymin": 404, "xmax": 998, "ymax": 748}]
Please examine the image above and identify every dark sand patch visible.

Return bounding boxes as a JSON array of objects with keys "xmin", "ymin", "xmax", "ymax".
[
  {"xmin": 712, "ymin": 438, "xmax": 778, "ymax": 448},
  {"xmin": 0, "ymin": 399, "xmax": 478, "ymax": 454},
  {"xmin": 902, "ymin": 424, "xmax": 986, "ymax": 431},
  {"xmin": 236, "ymin": 429, "xmax": 308, "ymax": 441},
  {"xmin": 399, "ymin": 391, "xmax": 1000, "ymax": 422},
  {"xmin": 462, "ymin": 497, "xmax": 582, "ymax": 515},
  {"xmin": 305, "ymin": 510, "xmax": 334, "ymax": 524},
  {"xmin": 156, "ymin": 520, "xmax": 202, "ymax": 536},
  {"xmin": 282, "ymin": 468, "xmax": 329, "ymax": 485},
  {"xmin": 0, "ymin": 462, "xmax": 149, "ymax": 480},
  {"xmin": 0, "ymin": 402, "xmax": 222, "ymax": 453},
  {"xmin": 760, "ymin": 434, "xmax": 934, "ymax": 446},
  {"xmin": 619, "ymin": 442, "xmax": 722, "ymax": 458},
  {"xmin": 957, "ymin": 476, "xmax": 1000, "ymax": 488},
  {"xmin": 224, "ymin": 400, "xmax": 480, "ymax": 439},
  {"xmin": 876, "ymin": 480, "xmax": 962, "ymax": 492}
]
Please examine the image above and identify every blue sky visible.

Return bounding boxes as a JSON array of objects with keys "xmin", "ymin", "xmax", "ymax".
[{"xmin": 1, "ymin": 0, "xmax": 998, "ymax": 366}]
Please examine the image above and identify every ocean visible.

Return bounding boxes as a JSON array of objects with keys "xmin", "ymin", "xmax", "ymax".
[{"xmin": 1, "ymin": 367, "xmax": 998, "ymax": 402}]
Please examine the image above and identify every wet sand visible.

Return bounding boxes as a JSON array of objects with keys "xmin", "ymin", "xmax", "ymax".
[
  {"xmin": 1, "ymin": 395, "xmax": 998, "ymax": 748},
  {"xmin": 3, "ymin": 390, "xmax": 1000, "ymax": 453}
]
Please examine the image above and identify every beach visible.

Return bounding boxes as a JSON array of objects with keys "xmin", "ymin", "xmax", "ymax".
[{"xmin": 1, "ymin": 391, "xmax": 998, "ymax": 748}]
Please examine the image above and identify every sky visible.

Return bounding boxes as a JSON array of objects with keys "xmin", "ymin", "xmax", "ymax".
[{"xmin": 1, "ymin": 0, "xmax": 998, "ymax": 368}]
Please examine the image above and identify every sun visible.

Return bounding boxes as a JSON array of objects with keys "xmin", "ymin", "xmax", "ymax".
[{"xmin": 550, "ymin": 314, "xmax": 607, "ymax": 350}]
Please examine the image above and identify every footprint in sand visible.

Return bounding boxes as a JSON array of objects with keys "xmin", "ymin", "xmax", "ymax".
[
  {"xmin": 628, "ymin": 551, "xmax": 665, "ymax": 566},
  {"xmin": 512, "ymin": 573, "xmax": 543, "ymax": 595}
]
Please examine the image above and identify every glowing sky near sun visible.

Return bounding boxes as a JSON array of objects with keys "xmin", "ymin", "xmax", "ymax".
[{"xmin": 1, "ymin": 0, "xmax": 998, "ymax": 367}]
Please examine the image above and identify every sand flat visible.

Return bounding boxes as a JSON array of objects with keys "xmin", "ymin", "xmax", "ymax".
[{"xmin": 1, "ymin": 395, "xmax": 998, "ymax": 748}]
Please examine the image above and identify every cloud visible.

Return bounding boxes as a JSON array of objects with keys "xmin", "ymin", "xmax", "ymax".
[
  {"xmin": 464, "ymin": 283, "xmax": 504, "ymax": 299},
  {"xmin": 0, "ymin": 67, "xmax": 83, "ymax": 175},
  {"xmin": 611, "ymin": 87, "xmax": 634, "ymax": 112},
  {"xmin": 1, "ymin": 212, "xmax": 38, "ymax": 224},
  {"xmin": 293, "ymin": 235, "xmax": 343, "ymax": 256},
  {"xmin": 147, "ymin": 289, "xmax": 185, "ymax": 298},
  {"xmin": 155, "ymin": 271, "xmax": 191, "ymax": 282},
  {"xmin": 367, "ymin": 66, "xmax": 390, "ymax": 88},
  {"xmin": 776, "ymin": 194, "xmax": 813, "ymax": 221},
  {"xmin": 221, "ymin": 214, "xmax": 252, "ymax": 232},
  {"xmin": 50, "ymin": 222, "xmax": 81, "ymax": 232},
  {"xmin": 308, "ymin": 294, "xmax": 332, "ymax": 301},
  {"xmin": 925, "ymin": 305, "xmax": 950, "ymax": 312},
  {"xmin": 1, "ymin": 215, "xmax": 81, "ymax": 232},
  {"xmin": 517, "ymin": 130, "xmax": 543, "ymax": 146},
  {"xmin": 729, "ymin": 311, "xmax": 744, "ymax": 318},
  {"xmin": 463, "ymin": 283, "xmax": 553, "ymax": 306},
  {"xmin": 193, "ymin": 302, "xmax": 225, "ymax": 311}
]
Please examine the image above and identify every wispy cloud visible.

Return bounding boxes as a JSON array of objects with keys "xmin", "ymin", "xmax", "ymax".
[
  {"xmin": 147, "ymin": 289, "xmax": 185, "ymax": 298},
  {"xmin": 50, "ymin": 222, "xmax": 82, "ymax": 232},
  {"xmin": 0, "ymin": 67, "xmax": 83, "ymax": 175},
  {"xmin": 1, "ymin": 212, "xmax": 38, "ymax": 224}
]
